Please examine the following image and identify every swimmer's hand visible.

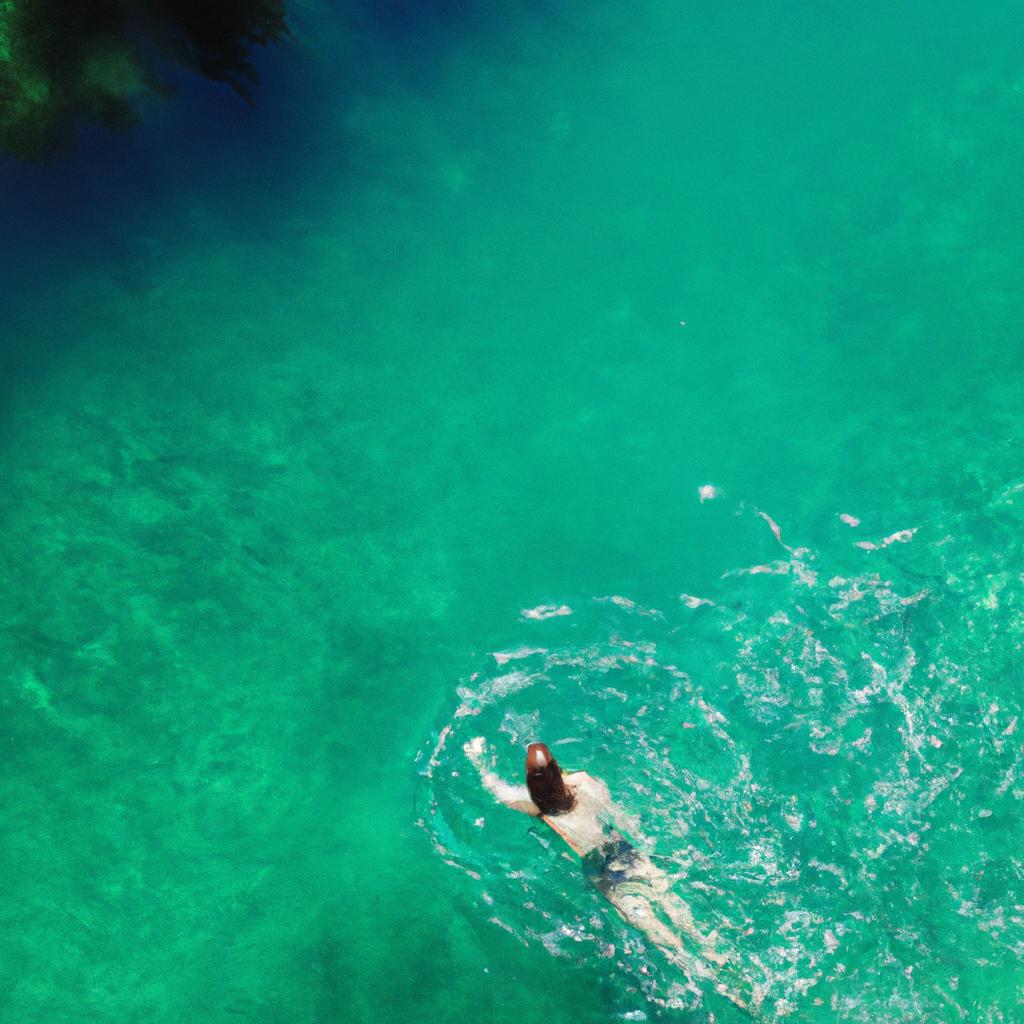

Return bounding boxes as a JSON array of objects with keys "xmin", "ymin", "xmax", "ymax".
[{"xmin": 463, "ymin": 736, "xmax": 487, "ymax": 765}]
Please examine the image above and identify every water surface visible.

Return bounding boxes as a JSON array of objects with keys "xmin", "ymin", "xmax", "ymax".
[{"xmin": 1, "ymin": 2, "xmax": 1023, "ymax": 1021}]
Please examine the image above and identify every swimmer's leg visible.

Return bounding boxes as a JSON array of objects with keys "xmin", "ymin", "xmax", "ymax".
[
  {"xmin": 604, "ymin": 890, "xmax": 706, "ymax": 1004},
  {"xmin": 604, "ymin": 861, "xmax": 752, "ymax": 1013},
  {"xmin": 619, "ymin": 856, "xmax": 728, "ymax": 965},
  {"xmin": 658, "ymin": 893, "xmax": 728, "ymax": 966},
  {"xmin": 609, "ymin": 890, "xmax": 749, "ymax": 1012}
]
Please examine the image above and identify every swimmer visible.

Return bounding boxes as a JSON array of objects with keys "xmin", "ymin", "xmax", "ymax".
[{"xmin": 464, "ymin": 737, "xmax": 763, "ymax": 1012}]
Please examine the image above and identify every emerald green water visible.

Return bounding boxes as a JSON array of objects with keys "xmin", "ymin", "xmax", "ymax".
[{"xmin": 2, "ymin": 3, "xmax": 1024, "ymax": 1021}]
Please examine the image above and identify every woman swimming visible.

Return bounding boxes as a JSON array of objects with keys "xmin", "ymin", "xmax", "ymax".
[{"xmin": 464, "ymin": 737, "xmax": 761, "ymax": 1013}]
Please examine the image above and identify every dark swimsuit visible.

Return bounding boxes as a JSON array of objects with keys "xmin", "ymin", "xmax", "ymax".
[{"xmin": 582, "ymin": 836, "xmax": 640, "ymax": 895}]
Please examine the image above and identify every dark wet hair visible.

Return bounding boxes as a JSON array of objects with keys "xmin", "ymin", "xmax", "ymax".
[{"xmin": 525, "ymin": 742, "xmax": 576, "ymax": 816}]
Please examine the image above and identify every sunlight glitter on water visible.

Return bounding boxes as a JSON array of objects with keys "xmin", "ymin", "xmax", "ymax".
[{"xmin": 420, "ymin": 496, "xmax": 1024, "ymax": 1021}]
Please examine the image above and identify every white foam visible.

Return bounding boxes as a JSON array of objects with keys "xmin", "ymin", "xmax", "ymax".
[{"xmin": 521, "ymin": 603, "xmax": 573, "ymax": 620}]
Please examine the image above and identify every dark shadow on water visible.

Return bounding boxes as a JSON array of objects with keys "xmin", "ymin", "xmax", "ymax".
[
  {"xmin": 0, "ymin": 0, "xmax": 529, "ymax": 262},
  {"xmin": 0, "ymin": 0, "xmax": 542, "ymax": 405},
  {"xmin": 0, "ymin": 17, "xmax": 308, "ymax": 400}
]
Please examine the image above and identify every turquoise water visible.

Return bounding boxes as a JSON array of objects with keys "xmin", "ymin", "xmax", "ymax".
[{"xmin": 2, "ymin": 2, "xmax": 1024, "ymax": 1021}]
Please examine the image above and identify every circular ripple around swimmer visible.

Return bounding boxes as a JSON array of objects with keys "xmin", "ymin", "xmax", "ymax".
[{"xmin": 417, "ymin": 493, "xmax": 1024, "ymax": 1022}]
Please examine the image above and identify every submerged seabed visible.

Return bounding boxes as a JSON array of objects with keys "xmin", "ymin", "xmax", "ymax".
[
  {"xmin": 3, "ymin": 2, "xmax": 1024, "ymax": 1023},
  {"xmin": 424, "ymin": 495, "xmax": 1024, "ymax": 1022}
]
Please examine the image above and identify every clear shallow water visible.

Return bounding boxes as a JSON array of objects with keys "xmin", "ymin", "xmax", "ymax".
[{"xmin": 2, "ymin": 2, "xmax": 1024, "ymax": 1022}]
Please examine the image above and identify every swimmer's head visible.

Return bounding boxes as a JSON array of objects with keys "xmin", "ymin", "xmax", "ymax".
[
  {"xmin": 526, "ymin": 742, "xmax": 553, "ymax": 772},
  {"xmin": 525, "ymin": 742, "xmax": 575, "ymax": 815}
]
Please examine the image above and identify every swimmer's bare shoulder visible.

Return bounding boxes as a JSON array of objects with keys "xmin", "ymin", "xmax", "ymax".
[{"xmin": 567, "ymin": 770, "xmax": 611, "ymax": 802}]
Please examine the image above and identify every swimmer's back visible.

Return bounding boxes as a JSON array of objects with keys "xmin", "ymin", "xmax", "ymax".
[{"xmin": 542, "ymin": 771, "xmax": 612, "ymax": 856}]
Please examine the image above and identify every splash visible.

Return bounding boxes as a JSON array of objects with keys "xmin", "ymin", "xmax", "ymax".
[{"xmin": 418, "ymin": 494, "xmax": 1024, "ymax": 1021}]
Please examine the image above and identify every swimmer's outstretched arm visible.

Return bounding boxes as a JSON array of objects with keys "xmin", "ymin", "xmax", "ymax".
[{"xmin": 464, "ymin": 737, "xmax": 541, "ymax": 816}]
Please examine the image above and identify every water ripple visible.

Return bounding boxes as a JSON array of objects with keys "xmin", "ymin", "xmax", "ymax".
[{"xmin": 419, "ymin": 493, "xmax": 1024, "ymax": 1021}]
